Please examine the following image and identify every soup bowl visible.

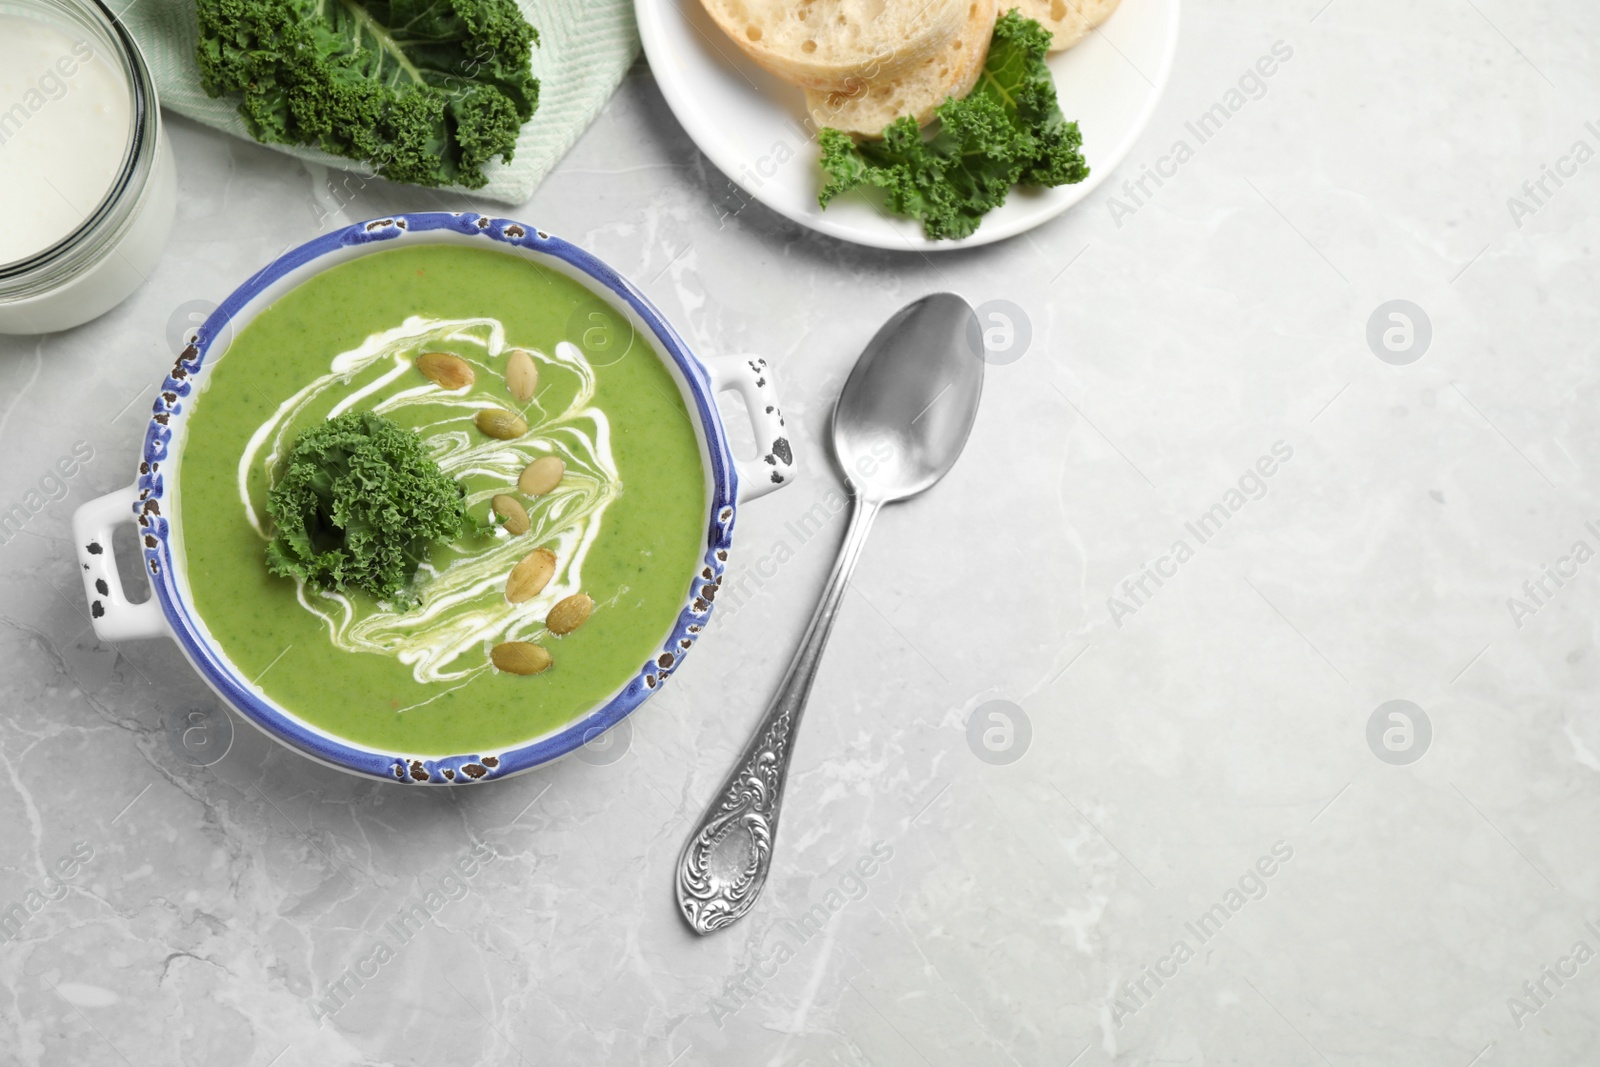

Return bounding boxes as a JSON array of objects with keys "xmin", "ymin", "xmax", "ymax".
[{"xmin": 72, "ymin": 212, "xmax": 793, "ymax": 784}]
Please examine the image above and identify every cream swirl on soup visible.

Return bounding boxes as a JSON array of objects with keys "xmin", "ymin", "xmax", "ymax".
[{"xmin": 239, "ymin": 316, "xmax": 620, "ymax": 688}]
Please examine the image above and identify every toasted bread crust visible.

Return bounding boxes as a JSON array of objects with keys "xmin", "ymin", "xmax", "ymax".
[
  {"xmin": 1012, "ymin": 0, "xmax": 1120, "ymax": 52},
  {"xmin": 700, "ymin": 0, "xmax": 970, "ymax": 91},
  {"xmin": 804, "ymin": 0, "xmax": 998, "ymax": 135}
]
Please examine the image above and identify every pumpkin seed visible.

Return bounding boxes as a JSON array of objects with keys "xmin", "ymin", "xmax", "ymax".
[
  {"xmin": 475, "ymin": 407, "xmax": 527, "ymax": 440},
  {"xmin": 491, "ymin": 641, "xmax": 551, "ymax": 675},
  {"xmin": 547, "ymin": 593, "xmax": 594, "ymax": 635},
  {"xmin": 492, "ymin": 494, "xmax": 529, "ymax": 535},
  {"xmin": 505, "ymin": 349, "xmax": 538, "ymax": 403},
  {"xmin": 518, "ymin": 455, "xmax": 565, "ymax": 496},
  {"xmin": 506, "ymin": 548, "xmax": 556, "ymax": 603},
  {"xmin": 416, "ymin": 351, "xmax": 474, "ymax": 390}
]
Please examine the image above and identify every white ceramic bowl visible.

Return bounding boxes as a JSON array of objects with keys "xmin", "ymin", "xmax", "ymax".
[{"xmin": 72, "ymin": 212, "xmax": 795, "ymax": 783}]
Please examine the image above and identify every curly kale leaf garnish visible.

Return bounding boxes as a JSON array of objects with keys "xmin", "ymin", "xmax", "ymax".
[
  {"xmin": 819, "ymin": 10, "xmax": 1089, "ymax": 240},
  {"xmin": 265, "ymin": 410, "xmax": 472, "ymax": 605}
]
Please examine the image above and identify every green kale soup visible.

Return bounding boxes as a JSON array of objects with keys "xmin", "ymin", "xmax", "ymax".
[{"xmin": 176, "ymin": 245, "xmax": 707, "ymax": 755}]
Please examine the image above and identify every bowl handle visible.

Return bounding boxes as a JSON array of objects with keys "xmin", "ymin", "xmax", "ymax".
[
  {"xmin": 703, "ymin": 355, "xmax": 795, "ymax": 502},
  {"xmin": 71, "ymin": 484, "xmax": 170, "ymax": 643}
]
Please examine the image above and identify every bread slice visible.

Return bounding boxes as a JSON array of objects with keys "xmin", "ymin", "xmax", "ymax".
[
  {"xmin": 804, "ymin": 0, "xmax": 997, "ymax": 135},
  {"xmin": 699, "ymin": 0, "xmax": 969, "ymax": 92},
  {"xmin": 1012, "ymin": 0, "xmax": 1120, "ymax": 52}
]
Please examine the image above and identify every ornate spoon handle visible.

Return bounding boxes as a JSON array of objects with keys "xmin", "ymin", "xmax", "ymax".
[{"xmin": 675, "ymin": 494, "xmax": 882, "ymax": 934}]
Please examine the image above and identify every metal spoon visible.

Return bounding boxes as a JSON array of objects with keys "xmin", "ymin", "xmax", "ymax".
[{"xmin": 675, "ymin": 293, "xmax": 985, "ymax": 934}]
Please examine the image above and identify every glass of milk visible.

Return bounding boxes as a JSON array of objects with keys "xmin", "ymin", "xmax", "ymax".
[{"xmin": 0, "ymin": 0, "xmax": 176, "ymax": 334}]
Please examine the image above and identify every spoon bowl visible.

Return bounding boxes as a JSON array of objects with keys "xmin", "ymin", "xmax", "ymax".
[{"xmin": 835, "ymin": 293, "xmax": 984, "ymax": 502}]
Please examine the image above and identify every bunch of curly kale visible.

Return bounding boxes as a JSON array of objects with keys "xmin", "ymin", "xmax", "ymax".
[{"xmin": 196, "ymin": 0, "xmax": 540, "ymax": 189}]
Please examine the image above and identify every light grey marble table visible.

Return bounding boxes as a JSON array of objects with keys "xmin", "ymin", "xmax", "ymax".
[{"xmin": 3, "ymin": 2, "xmax": 1599, "ymax": 1063}]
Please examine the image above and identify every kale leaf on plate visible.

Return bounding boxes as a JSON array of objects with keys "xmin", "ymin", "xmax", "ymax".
[
  {"xmin": 196, "ymin": 0, "xmax": 540, "ymax": 190},
  {"xmin": 265, "ymin": 410, "xmax": 472, "ymax": 605},
  {"xmin": 818, "ymin": 9, "xmax": 1090, "ymax": 240}
]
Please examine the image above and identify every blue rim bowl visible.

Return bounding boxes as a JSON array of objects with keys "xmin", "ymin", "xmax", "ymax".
[{"xmin": 111, "ymin": 212, "xmax": 790, "ymax": 784}]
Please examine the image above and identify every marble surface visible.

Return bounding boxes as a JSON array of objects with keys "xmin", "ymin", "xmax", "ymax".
[{"xmin": 3, "ymin": 1, "xmax": 1599, "ymax": 1063}]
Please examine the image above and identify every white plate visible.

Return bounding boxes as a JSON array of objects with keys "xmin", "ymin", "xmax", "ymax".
[{"xmin": 636, "ymin": 0, "xmax": 1181, "ymax": 250}]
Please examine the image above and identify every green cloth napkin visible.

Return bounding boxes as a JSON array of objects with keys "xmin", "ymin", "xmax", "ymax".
[{"xmin": 119, "ymin": 0, "xmax": 640, "ymax": 205}]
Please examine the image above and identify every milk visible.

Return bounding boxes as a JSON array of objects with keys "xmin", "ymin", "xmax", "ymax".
[{"xmin": 0, "ymin": 16, "xmax": 132, "ymax": 264}]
